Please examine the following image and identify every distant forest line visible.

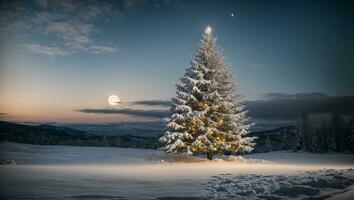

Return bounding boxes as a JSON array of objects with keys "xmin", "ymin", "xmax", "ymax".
[{"xmin": 1, "ymin": 112, "xmax": 354, "ymax": 154}]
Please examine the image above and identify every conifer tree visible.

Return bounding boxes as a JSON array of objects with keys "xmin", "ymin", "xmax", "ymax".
[
  {"xmin": 293, "ymin": 120, "xmax": 304, "ymax": 152},
  {"xmin": 281, "ymin": 129, "xmax": 290, "ymax": 150},
  {"xmin": 347, "ymin": 110, "xmax": 354, "ymax": 152},
  {"xmin": 159, "ymin": 26, "xmax": 255, "ymax": 160},
  {"xmin": 265, "ymin": 136, "xmax": 272, "ymax": 152}
]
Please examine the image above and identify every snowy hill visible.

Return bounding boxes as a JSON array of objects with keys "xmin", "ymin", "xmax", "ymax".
[{"xmin": 0, "ymin": 142, "xmax": 353, "ymax": 199}]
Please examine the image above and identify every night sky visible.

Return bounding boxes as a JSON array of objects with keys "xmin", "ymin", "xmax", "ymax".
[{"xmin": 0, "ymin": 0, "xmax": 353, "ymax": 123}]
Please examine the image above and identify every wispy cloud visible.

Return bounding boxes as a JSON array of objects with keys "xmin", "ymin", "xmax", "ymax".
[
  {"xmin": 0, "ymin": 0, "xmax": 184, "ymax": 56},
  {"xmin": 22, "ymin": 43, "xmax": 70, "ymax": 56},
  {"xmin": 88, "ymin": 45, "xmax": 118, "ymax": 54},
  {"xmin": 45, "ymin": 22, "xmax": 92, "ymax": 45},
  {"xmin": 122, "ymin": 0, "xmax": 182, "ymax": 10},
  {"xmin": 77, "ymin": 108, "xmax": 168, "ymax": 118},
  {"xmin": 132, "ymin": 100, "xmax": 171, "ymax": 107},
  {"xmin": 1, "ymin": 0, "xmax": 118, "ymax": 56},
  {"xmin": 105, "ymin": 100, "xmax": 170, "ymax": 107},
  {"xmin": 263, "ymin": 92, "xmax": 329, "ymax": 100}
]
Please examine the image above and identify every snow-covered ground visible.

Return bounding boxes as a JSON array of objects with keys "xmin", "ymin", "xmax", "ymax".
[{"xmin": 0, "ymin": 142, "xmax": 353, "ymax": 200}]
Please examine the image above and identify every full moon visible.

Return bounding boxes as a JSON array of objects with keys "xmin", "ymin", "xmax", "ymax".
[{"xmin": 108, "ymin": 95, "xmax": 120, "ymax": 106}]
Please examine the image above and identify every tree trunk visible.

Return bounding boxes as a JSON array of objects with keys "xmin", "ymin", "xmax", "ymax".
[{"xmin": 206, "ymin": 152, "xmax": 213, "ymax": 160}]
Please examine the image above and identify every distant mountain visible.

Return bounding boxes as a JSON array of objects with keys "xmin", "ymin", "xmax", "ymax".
[
  {"xmin": 36, "ymin": 124, "xmax": 87, "ymax": 136},
  {"xmin": 0, "ymin": 121, "xmax": 85, "ymax": 136},
  {"xmin": 64, "ymin": 121, "xmax": 165, "ymax": 137},
  {"xmin": 0, "ymin": 121, "xmax": 159, "ymax": 149}
]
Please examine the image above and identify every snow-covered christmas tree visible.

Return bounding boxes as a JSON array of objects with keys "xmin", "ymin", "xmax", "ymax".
[{"xmin": 159, "ymin": 26, "xmax": 255, "ymax": 160}]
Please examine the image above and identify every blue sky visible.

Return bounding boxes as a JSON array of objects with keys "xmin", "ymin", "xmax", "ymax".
[{"xmin": 0, "ymin": 0, "xmax": 353, "ymax": 123}]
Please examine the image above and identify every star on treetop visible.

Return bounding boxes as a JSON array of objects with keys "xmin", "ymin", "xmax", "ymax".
[{"xmin": 205, "ymin": 26, "xmax": 212, "ymax": 34}]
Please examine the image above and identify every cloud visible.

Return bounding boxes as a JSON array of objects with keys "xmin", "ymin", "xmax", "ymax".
[
  {"xmin": 23, "ymin": 43, "xmax": 70, "ymax": 56},
  {"xmin": 104, "ymin": 99, "xmax": 170, "ymax": 107},
  {"xmin": 77, "ymin": 108, "xmax": 168, "ymax": 118},
  {"xmin": 122, "ymin": 0, "xmax": 182, "ymax": 9},
  {"xmin": 88, "ymin": 45, "xmax": 118, "ymax": 54},
  {"xmin": 0, "ymin": 0, "xmax": 117, "ymax": 56},
  {"xmin": 45, "ymin": 22, "xmax": 92, "ymax": 44},
  {"xmin": 0, "ymin": 0, "xmax": 183, "ymax": 56},
  {"xmin": 247, "ymin": 93, "xmax": 354, "ymax": 120},
  {"xmin": 132, "ymin": 100, "xmax": 171, "ymax": 107},
  {"xmin": 263, "ymin": 92, "xmax": 329, "ymax": 100},
  {"xmin": 41, "ymin": 21, "xmax": 119, "ymax": 54}
]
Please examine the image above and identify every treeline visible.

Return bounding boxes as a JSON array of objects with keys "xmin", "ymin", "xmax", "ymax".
[
  {"xmin": 293, "ymin": 112, "xmax": 354, "ymax": 153},
  {"xmin": 1, "ymin": 134, "xmax": 160, "ymax": 149},
  {"xmin": 0, "ymin": 121, "xmax": 160, "ymax": 149},
  {"xmin": 251, "ymin": 126, "xmax": 297, "ymax": 153},
  {"xmin": 252, "ymin": 112, "xmax": 354, "ymax": 154}
]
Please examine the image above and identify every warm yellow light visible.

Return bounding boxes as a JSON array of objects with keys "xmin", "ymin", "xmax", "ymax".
[{"xmin": 205, "ymin": 26, "xmax": 212, "ymax": 34}]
